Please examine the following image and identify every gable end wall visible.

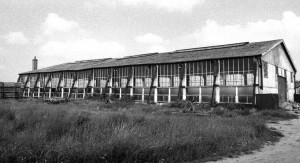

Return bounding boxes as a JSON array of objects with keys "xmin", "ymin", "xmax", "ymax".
[{"xmin": 261, "ymin": 43, "xmax": 295, "ymax": 101}]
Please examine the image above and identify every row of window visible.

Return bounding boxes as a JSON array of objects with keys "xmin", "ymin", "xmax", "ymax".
[
  {"xmin": 20, "ymin": 58, "xmax": 294, "ymax": 88},
  {"xmin": 23, "ymin": 86, "xmax": 253, "ymax": 104},
  {"xmin": 263, "ymin": 61, "xmax": 294, "ymax": 83}
]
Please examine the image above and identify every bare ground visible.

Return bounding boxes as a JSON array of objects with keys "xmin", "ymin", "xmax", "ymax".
[{"xmin": 208, "ymin": 112, "xmax": 300, "ymax": 163}]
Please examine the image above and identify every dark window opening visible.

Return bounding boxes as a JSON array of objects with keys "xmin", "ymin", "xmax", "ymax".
[{"xmin": 263, "ymin": 62, "xmax": 268, "ymax": 78}]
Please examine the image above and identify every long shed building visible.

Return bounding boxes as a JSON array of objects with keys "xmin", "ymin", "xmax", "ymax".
[{"xmin": 18, "ymin": 39, "xmax": 297, "ymax": 104}]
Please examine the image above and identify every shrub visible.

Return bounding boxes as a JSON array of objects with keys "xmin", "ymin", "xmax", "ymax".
[
  {"xmin": 211, "ymin": 106, "xmax": 226, "ymax": 116},
  {"xmin": 170, "ymin": 100, "xmax": 188, "ymax": 108},
  {"xmin": 260, "ymin": 109, "xmax": 298, "ymax": 119}
]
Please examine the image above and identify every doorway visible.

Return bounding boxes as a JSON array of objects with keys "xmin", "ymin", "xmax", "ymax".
[{"xmin": 278, "ymin": 76, "xmax": 287, "ymax": 104}]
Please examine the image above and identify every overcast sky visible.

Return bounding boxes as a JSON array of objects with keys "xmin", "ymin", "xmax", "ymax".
[{"xmin": 1, "ymin": 0, "xmax": 300, "ymax": 81}]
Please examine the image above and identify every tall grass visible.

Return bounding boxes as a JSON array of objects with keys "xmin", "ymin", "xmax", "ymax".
[{"xmin": 0, "ymin": 100, "xmax": 291, "ymax": 162}]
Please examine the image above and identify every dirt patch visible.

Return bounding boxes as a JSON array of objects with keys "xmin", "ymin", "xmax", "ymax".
[{"xmin": 208, "ymin": 113, "xmax": 300, "ymax": 163}]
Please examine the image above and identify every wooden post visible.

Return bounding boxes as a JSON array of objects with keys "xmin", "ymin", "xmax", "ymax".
[
  {"xmin": 17, "ymin": 75, "xmax": 21, "ymax": 83},
  {"xmin": 104, "ymin": 69, "xmax": 112, "ymax": 97},
  {"xmin": 44, "ymin": 73, "xmax": 51, "ymax": 99},
  {"xmin": 252, "ymin": 58, "xmax": 258, "ymax": 107},
  {"xmin": 22, "ymin": 75, "xmax": 30, "ymax": 97},
  {"xmin": 211, "ymin": 60, "xmax": 219, "ymax": 105},
  {"xmin": 124, "ymin": 67, "xmax": 133, "ymax": 97},
  {"xmin": 130, "ymin": 66, "xmax": 134, "ymax": 97},
  {"xmin": 259, "ymin": 58, "xmax": 263, "ymax": 89},
  {"xmin": 54, "ymin": 72, "xmax": 63, "ymax": 97},
  {"xmin": 68, "ymin": 72, "xmax": 77, "ymax": 99},
  {"xmin": 148, "ymin": 65, "xmax": 157, "ymax": 104},
  {"xmin": 178, "ymin": 63, "xmax": 185, "ymax": 100},
  {"xmin": 84, "ymin": 70, "xmax": 93, "ymax": 99},
  {"xmin": 91, "ymin": 69, "xmax": 94, "ymax": 94},
  {"xmin": 31, "ymin": 74, "xmax": 40, "ymax": 98}
]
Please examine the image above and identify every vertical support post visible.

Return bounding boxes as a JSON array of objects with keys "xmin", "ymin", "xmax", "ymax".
[
  {"xmin": 68, "ymin": 72, "xmax": 77, "ymax": 99},
  {"xmin": 109, "ymin": 68, "xmax": 113, "ymax": 95},
  {"xmin": 124, "ymin": 66, "xmax": 134, "ymax": 97},
  {"xmin": 168, "ymin": 88, "xmax": 171, "ymax": 103},
  {"xmin": 38, "ymin": 88, "xmax": 40, "ymax": 98},
  {"xmin": 83, "ymin": 88, "xmax": 85, "ymax": 99},
  {"xmin": 31, "ymin": 74, "xmax": 41, "ymax": 98},
  {"xmin": 84, "ymin": 70, "xmax": 93, "ymax": 99},
  {"xmin": 178, "ymin": 63, "xmax": 186, "ymax": 100},
  {"xmin": 142, "ymin": 88, "xmax": 145, "ymax": 102},
  {"xmin": 215, "ymin": 60, "xmax": 221, "ymax": 103},
  {"xmin": 28, "ymin": 88, "xmax": 31, "ymax": 98},
  {"xmin": 147, "ymin": 65, "xmax": 158, "ymax": 104},
  {"xmin": 154, "ymin": 65, "xmax": 158, "ymax": 103},
  {"xmin": 182, "ymin": 63, "xmax": 187, "ymax": 100},
  {"xmin": 22, "ymin": 75, "xmax": 30, "ymax": 97},
  {"xmin": 252, "ymin": 58, "xmax": 258, "ymax": 107},
  {"xmin": 199, "ymin": 87, "xmax": 202, "ymax": 103},
  {"xmin": 211, "ymin": 60, "xmax": 219, "ymax": 105},
  {"xmin": 17, "ymin": 75, "xmax": 21, "ymax": 83},
  {"xmin": 61, "ymin": 72, "xmax": 64, "ymax": 98},
  {"xmin": 130, "ymin": 66, "xmax": 134, "ymax": 97},
  {"xmin": 92, "ymin": 69, "xmax": 95, "ymax": 94},
  {"xmin": 235, "ymin": 87, "xmax": 239, "ymax": 103}
]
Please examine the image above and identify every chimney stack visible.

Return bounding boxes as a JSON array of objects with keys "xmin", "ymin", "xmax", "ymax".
[{"xmin": 32, "ymin": 56, "xmax": 38, "ymax": 71}]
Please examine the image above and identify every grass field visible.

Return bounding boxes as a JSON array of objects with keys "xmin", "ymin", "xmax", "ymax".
[{"xmin": 0, "ymin": 99, "xmax": 297, "ymax": 162}]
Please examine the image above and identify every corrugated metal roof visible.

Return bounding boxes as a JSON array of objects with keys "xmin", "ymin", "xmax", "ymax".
[{"xmin": 20, "ymin": 39, "xmax": 284, "ymax": 74}]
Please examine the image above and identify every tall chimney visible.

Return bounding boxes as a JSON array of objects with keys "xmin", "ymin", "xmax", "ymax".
[{"xmin": 32, "ymin": 56, "xmax": 38, "ymax": 70}]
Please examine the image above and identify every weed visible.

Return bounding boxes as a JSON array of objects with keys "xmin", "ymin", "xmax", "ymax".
[
  {"xmin": 260, "ymin": 109, "xmax": 298, "ymax": 120},
  {"xmin": 0, "ymin": 100, "xmax": 291, "ymax": 162}
]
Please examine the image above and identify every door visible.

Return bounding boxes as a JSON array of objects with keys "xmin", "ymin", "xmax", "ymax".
[{"xmin": 278, "ymin": 76, "xmax": 287, "ymax": 104}]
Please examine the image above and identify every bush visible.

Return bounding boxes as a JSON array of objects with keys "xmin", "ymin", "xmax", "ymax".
[
  {"xmin": 170, "ymin": 100, "xmax": 188, "ymax": 108},
  {"xmin": 260, "ymin": 109, "xmax": 298, "ymax": 119}
]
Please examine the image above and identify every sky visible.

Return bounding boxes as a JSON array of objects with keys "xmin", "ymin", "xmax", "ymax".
[{"xmin": 1, "ymin": 0, "xmax": 300, "ymax": 82}]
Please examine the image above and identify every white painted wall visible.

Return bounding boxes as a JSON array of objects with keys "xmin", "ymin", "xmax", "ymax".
[{"xmin": 261, "ymin": 43, "xmax": 296, "ymax": 101}]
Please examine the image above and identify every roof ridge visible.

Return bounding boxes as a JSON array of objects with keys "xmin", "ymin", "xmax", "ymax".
[
  {"xmin": 75, "ymin": 58, "xmax": 112, "ymax": 63},
  {"xmin": 116, "ymin": 52, "xmax": 159, "ymax": 60},
  {"xmin": 174, "ymin": 42, "xmax": 249, "ymax": 53}
]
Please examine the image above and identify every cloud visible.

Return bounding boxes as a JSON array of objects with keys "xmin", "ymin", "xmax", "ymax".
[
  {"xmin": 93, "ymin": 0, "xmax": 204, "ymax": 12},
  {"xmin": 0, "ymin": 65, "xmax": 5, "ymax": 69},
  {"xmin": 135, "ymin": 33, "xmax": 164, "ymax": 44},
  {"xmin": 38, "ymin": 13, "xmax": 127, "ymax": 67},
  {"xmin": 193, "ymin": 11, "xmax": 300, "ymax": 77},
  {"xmin": 42, "ymin": 13, "xmax": 80, "ymax": 35},
  {"xmin": 135, "ymin": 33, "xmax": 168, "ymax": 52},
  {"xmin": 4, "ymin": 32, "xmax": 29, "ymax": 45},
  {"xmin": 148, "ymin": 45, "xmax": 167, "ymax": 53},
  {"xmin": 193, "ymin": 11, "xmax": 300, "ymax": 46},
  {"xmin": 39, "ymin": 39, "xmax": 126, "ymax": 62}
]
